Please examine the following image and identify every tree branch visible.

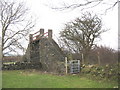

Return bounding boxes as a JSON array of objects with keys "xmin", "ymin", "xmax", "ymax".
[{"xmin": 1, "ymin": 0, "xmax": 35, "ymax": 55}]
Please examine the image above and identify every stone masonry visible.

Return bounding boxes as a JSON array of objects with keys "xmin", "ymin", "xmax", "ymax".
[{"xmin": 23, "ymin": 29, "xmax": 65, "ymax": 72}]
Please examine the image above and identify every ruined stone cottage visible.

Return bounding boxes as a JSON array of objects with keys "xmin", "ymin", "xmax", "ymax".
[{"xmin": 23, "ymin": 29, "xmax": 65, "ymax": 72}]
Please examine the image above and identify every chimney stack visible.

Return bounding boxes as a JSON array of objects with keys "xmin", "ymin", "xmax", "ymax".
[
  {"xmin": 40, "ymin": 28, "xmax": 44, "ymax": 37},
  {"xmin": 48, "ymin": 29, "xmax": 52, "ymax": 39}
]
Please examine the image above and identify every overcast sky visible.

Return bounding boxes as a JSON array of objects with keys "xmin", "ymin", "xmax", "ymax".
[{"xmin": 16, "ymin": 0, "xmax": 119, "ymax": 50}]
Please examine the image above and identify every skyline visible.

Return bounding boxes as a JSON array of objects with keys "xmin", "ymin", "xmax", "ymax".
[{"xmin": 24, "ymin": 0, "xmax": 118, "ymax": 50}]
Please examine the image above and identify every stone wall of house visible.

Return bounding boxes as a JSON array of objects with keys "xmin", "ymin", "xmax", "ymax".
[{"xmin": 23, "ymin": 29, "xmax": 65, "ymax": 73}]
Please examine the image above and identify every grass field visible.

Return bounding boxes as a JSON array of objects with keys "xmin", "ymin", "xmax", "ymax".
[{"xmin": 2, "ymin": 70, "xmax": 118, "ymax": 88}]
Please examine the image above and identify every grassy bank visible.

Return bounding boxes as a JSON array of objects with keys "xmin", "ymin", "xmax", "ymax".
[{"xmin": 2, "ymin": 70, "xmax": 118, "ymax": 88}]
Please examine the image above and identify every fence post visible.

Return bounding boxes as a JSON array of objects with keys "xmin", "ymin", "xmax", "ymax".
[
  {"xmin": 82, "ymin": 53, "xmax": 84, "ymax": 64},
  {"xmin": 65, "ymin": 57, "xmax": 68, "ymax": 74}
]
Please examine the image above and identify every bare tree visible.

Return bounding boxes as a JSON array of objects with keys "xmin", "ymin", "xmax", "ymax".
[
  {"xmin": 51, "ymin": 0, "xmax": 119, "ymax": 12},
  {"xmin": 60, "ymin": 12, "xmax": 106, "ymax": 63},
  {"xmin": 0, "ymin": 0, "xmax": 35, "ymax": 57}
]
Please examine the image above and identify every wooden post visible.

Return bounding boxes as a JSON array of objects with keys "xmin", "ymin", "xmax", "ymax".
[
  {"xmin": 65, "ymin": 57, "xmax": 68, "ymax": 74},
  {"xmin": 82, "ymin": 53, "xmax": 84, "ymax": 64}
]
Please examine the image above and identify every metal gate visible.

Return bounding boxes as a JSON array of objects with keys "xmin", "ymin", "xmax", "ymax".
[{"xmin": 69, "ymin": 60, "xmax": 80, "ymax": 74}]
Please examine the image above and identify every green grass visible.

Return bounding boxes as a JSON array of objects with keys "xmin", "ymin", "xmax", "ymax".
[{"xmin": 2, "ymin": 70, "xmax": 118, "ymax": 88}]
